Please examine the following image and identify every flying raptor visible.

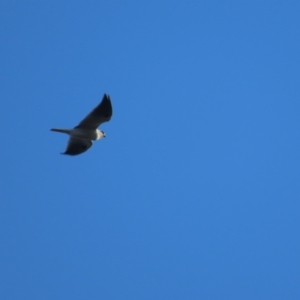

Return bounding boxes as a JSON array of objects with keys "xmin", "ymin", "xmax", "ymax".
[{"xmin": 51, "ymin": 94, "xmax": 112, "ymax": 156}]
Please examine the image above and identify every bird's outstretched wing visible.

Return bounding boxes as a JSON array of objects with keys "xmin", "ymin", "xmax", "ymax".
[
  {"xmin": 75, "ymin": 94, "xmax": 112, "ymax": 130},
  {"xmin": 62, "ymin": 138, "xmax": 93, "ymax": 156}
]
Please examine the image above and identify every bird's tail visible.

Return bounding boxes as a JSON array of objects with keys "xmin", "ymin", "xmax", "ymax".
[{"xmin": 50, "ymin": 128, "xmax": 72, "ymax": 134}]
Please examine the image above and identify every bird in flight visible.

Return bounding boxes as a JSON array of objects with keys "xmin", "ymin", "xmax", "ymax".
[{"xmin": 51, "ymin": 94, "xmax": 112, "ymax": 156}]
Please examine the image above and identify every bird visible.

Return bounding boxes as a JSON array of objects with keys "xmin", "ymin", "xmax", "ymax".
[{"xmin": 51, "ymin": 94, "xmax": 112, "ymax": 156}]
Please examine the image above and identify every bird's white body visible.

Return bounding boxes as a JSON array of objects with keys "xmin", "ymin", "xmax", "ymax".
[{"xmin": 51, "ymin": 128, "xmax": 104, "ymax": 140}]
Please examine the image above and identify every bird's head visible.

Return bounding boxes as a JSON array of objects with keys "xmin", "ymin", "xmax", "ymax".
[{"xmin": 101, "ymin": 130, "xmax": 106, "ymax": 138}]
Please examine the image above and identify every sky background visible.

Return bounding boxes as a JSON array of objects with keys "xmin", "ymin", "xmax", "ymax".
[{"xmin": 1, "ymin": 1, "xmax": 300, "ymax": 299}]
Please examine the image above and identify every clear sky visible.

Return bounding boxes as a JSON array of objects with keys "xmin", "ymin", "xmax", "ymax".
[{"xmin": 1, "ymin": 1, "xmax": 300, "ymax": 299}]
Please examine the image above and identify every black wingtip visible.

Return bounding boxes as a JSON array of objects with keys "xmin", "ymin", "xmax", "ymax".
[{"xmin": 103, "ymin": 93, "xmax": 110, "ymax": 101}]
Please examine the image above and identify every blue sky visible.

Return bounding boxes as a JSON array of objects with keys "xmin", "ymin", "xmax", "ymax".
[{"xmin": 1, "ymin": 1, "xmax": 300, "ymax": 299}]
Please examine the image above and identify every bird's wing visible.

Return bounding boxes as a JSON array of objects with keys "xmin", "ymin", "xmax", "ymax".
[
  {"xmin": 75, "ymin": 94, "xmax": 112, "ymax": 130},
  {"xmin": 62, "ymin": 138, "xmax": 93, "ymax": 156}
]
